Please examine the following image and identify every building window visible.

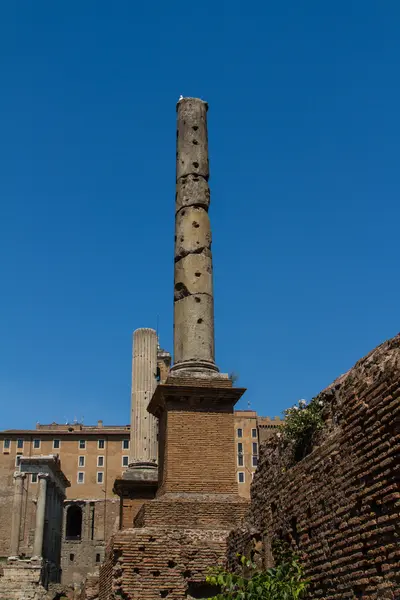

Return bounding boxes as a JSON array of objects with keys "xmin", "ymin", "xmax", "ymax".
[
  {"xmin": 237, "ymin": 454, "xmax": 244, "ymax": 467},
  {"xmin": 96, "ymin": 553, "xmax": 101, "ymax": 563},
  {"xmin": 122, "ymin": 439, "xmax": 129, "ymax": 450},
  {"xmin": 252, "ymin": 455, "xmax": 258, "ymax": 467},
  {"xmin": 237, "ymin": 442, "xmax": 243, "ymax": 454},
  {"xmin": 238, "ymin": 472, "xmax": 245, "ymax": 483},
  {"xmin": 69, "ymin": 553, "xmax": 75, "ymax": 562},
  {"xmin": 33, "ymin": 439, "xmax": 40, "ymax": 449},
  {"xmin": 17, "ymin": 439, "xmax": 24, "ymax": 449},
  {"xmin": 3, "ymin": 439, "xmax": 11, "ymax": 451},
  {"xmin": 97, "ymin": 456, "xmax": 104, "ymax": 467},
  {"xmin": 237, "ymin": 428, "xmax": 243, "ymax": 438},
  {"xmin": 78, "ymin": 456, "xmax": 85, "ymax": 467},
  {"xmin": 97, "ymin": 472, "xmax": 104, "ymax": 484},
  {"xmin": 79, "ymin": 440, "xmax": 86, "ymax": 449},
  {"xmin": 53, "ymin": 439, "xmax": 60, "ymax": 449},
  {"xmin": 66, "ymin": 505, "xmax": 82, "ymax": 540},
  {"xmin": 77, "ymin": 472, "xmax": 85, "ymax": 484},
  {"xmin": 122, "ymin": 456, "xmax": 129, "ymax": 467},
  {"xmin": 252, "ymin": 428, "xmax": 257, "ymax": 438},
  {"xmin": 31, "ymin": 473, "xmax": 38, "ymax": 483},
  {"xmin": 15, "ymin": 454, "xmax": 22, "ymax": 467},
  {"xmin": 252, "ymin": 442, "xmax": 258, "ymax": 455},
  {"xmin": 98, "ymin": 439, "xmax": 105, "ymax": 449}
]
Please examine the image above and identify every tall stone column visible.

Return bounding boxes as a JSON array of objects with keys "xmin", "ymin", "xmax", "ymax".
[
  {"xmin": 33, "ymin": 473, "xmax": 48, "ymax": 558},
  {"xmin": 171, "ymin": 97, "xmax": 219, "ymax": 376},
  {"xmin": 130, "ymin": 328, "xmax": 158, "ymax": 465},
  {"xmin": 9, "ymin": 472, "xmax": 26, "ymax": 558}
]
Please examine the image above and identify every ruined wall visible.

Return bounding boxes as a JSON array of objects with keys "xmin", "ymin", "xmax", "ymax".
[
  {"xmin": 0, "ymin": 563, "xmax": 48, "ymax": 600},
  {"xmin": 0, "ymin": 468, "xmax": 39, "ymax": 559},
  {"xmin": 229, "ymin": 334, "xmax": 400, "ymax": 600},
  {"xmin": 99, "ymin": 528, "xmax": 228, "ymax": 600},
  {"xmin": 0, "ymin": 452, "xmax": 20, "ymax": 557},
  {"xmin": 120, "ymin": 496, "xmax": 155, "ymax": 530},
  {"xmin": 61, "ymin": 499, "xmax": 119, "ymax": 586}
]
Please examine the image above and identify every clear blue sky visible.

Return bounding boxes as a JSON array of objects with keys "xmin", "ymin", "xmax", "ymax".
[{"xmin": 1, "ymin": 1, "xmax": 399, "ymax": 429}]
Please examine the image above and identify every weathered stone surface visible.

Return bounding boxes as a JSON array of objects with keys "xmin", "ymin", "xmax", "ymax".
[
  {"xmin": 130, "ymin": 328, "xmax": 158, "ymax": 465},
  {"xmin": 176, "ymin": 174, "xmax": 210, "ymax": 212},
  {"xmin": 172, "ymin": 98, "xmax": 218, "ymax": 375},
  {"xmin": 174, "ymin": 206, "xmax": 211, "ymax": 260},
  {"xmin": 174, "ymin": 252, "xmax": 213, "ymax": 299},
  {"xmin": 174, "ymin": 294, "xmax": 214, "ymax": 365},
  {"xmin": 228, "ymin": 333, "xmax": 400, "ymax": 600},
  {"xmin": 176, "ymin": 98, "xmax": 209, "ymax": 180},
  {"xmin": 0, "ymin": 563, "xmax": 47, "ymax": 600}
]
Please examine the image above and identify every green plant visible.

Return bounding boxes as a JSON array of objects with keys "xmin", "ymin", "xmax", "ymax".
[
  {"xmin": 279, "ymin": 397, "xmax": 324, "ymax": 460},
  {"xmin": 206, "ymin": 542, "xmax": 308, "ymax": 600}
]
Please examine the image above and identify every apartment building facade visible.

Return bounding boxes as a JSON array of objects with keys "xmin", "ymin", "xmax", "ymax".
[{"xmin": 234, "ymin": 411, "xmax": 283, "ymax": 498}]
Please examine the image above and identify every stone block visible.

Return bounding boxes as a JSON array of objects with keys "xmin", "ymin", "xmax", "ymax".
[
  {"xmin": 175, "ymin": 206, "xmax": 211, "ymax": 260},
  {"xmin": 174, "ymin": 294, "xmax": 214, "ymax": 365},
  {"xmin": 176, "ymin": 174, "xmax": 210, "ymax": 212},
  {"xmin": 174, "ymin": 252, "xmax": 213, "ymax": 300},
  {"xmin": 176, "ymin": 98, "xmax": 209, "ymax": 180}
]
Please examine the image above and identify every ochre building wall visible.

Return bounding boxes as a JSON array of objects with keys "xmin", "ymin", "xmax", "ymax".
[{"xmin": 229, "ymin": 334, "xmax": 400, "ymax": 600}]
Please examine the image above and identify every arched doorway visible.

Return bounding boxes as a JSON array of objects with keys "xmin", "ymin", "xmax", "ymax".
[{"xmin": 65, "ymin": 504, "xmax": 82, "ymax": 540}]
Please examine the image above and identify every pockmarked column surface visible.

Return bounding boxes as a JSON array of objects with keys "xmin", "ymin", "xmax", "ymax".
[
  {"xmin": 130, "ymin": 328, "xmax": 158, "ymax": 465},
  {"xmin": 171, "ymin": 97, "xmax": 219, "ymax": 376},
  {"xmin": 33, "ymin": 473, "xmax": 48, "ymax": 558},
  {"xmin": 9, "ymin": 472, "xmax": 26, "ymax": 558}
]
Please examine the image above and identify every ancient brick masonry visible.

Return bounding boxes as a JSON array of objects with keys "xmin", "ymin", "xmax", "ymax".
[{"xmin": 228, "ymin": 334, "xmax": 400, "ymax": 599}]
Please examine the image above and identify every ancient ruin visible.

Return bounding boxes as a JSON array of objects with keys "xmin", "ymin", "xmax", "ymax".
[
  {"xmin": 228, "ymin": 334, "xmax": 400, "ymax": 599},
  {"xmin": 113, "ymin": 328, "xmax": 160, "ymax": 528},
  {"xmin": 0, "ymin": 455, "xmax": 69, "ymax": 600},
  {"xmin": 98, "ymin": 98, "xmax": 248, "ymax": 599},
  {"xmin": 1, "ymin": 96, "xmax": 398, "ymax": 600}
]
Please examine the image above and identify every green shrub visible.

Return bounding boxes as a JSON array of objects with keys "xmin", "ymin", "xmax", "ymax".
[
  {"xmin": 206, "ymin": 541, "xmax": 308, "ymax": 600},
  {"xmin": 279, "ymin": 397, "xmax": 324, "ymax": 460}
]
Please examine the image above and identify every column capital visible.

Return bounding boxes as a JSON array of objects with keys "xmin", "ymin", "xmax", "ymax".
[
  {"xmin": 37, "ymin": 472, "xmax": 51, "ymax": 480},
  {"xmin": 13, "ymin": 471, "xmax": 26, "ymax": 481}
]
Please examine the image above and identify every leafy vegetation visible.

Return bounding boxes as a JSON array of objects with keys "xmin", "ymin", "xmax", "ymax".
[
  {"xmin": 206, "ymin": 541, "xmax": 308, "ymax": 600},
  {"xmin": 279, "ymin": 397, "xmax": 325, "ymax": 460}
]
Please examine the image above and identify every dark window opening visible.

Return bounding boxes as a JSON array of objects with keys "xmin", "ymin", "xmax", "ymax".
[
  {"xmin": 96, "ymin": 553, "xmax": 101, "ymax": 563},
  {"xmin": 156, "ymin": 367, "xmax": 161, "ymax": 382},
  {"xmin": 186, "ymin": 581, "xmax": 219, "ymax": 598},
  {"xmin": 69, "ymin": 553, "xmax": 74, "ymax": 561},
  {"xmin": 66, "ymin": 505, "xmax": 83, "ymax": 540}
]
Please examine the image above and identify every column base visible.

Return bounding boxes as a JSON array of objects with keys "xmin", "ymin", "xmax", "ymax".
[{"xmin": 169, "ymin": 359, "xmax": 222, "ymax": 378}]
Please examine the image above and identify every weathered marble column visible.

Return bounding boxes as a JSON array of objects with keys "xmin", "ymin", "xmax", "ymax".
[
  {"xmin": 130, "ymin": 328, "xmax": 158, "ymax": 465},
  {"xmin": 171, "ymin": 97, "xmax": 219, "ymax": 376},
  {"xmin": 33, "ymin": 473, "xmax": 48, "ymax": 558},
  {"xmin": 9, "ymin": 472, "xmax": 26, "ymax": 558}
]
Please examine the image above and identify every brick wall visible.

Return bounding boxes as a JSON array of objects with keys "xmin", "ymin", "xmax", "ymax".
[
  {"xmin": 228, "ymin": 334, "xmax": 400, "ymax": 599},
  {"xmin": 99, "ymin": 527, "xmax": 229, "ymax": 600},
  {"xmin": 158, "ymin": 404, "xmax": 238, "ymax": 495}
]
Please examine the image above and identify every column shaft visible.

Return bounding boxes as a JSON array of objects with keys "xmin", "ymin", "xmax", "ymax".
[
  {"xmin": 130, "ymin": 328, "xmax": 158, "ymax": 465},
  {"xmin": 171, "ymin": 98, "xmax": 218, "ymax": 375},
  {"xmin": 9, "ymin": 472, "xmax": 26, "ymax": 557},
  {"xmin": 33, "ymin": 474, "xmax": 48, "ymax": 558}
]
